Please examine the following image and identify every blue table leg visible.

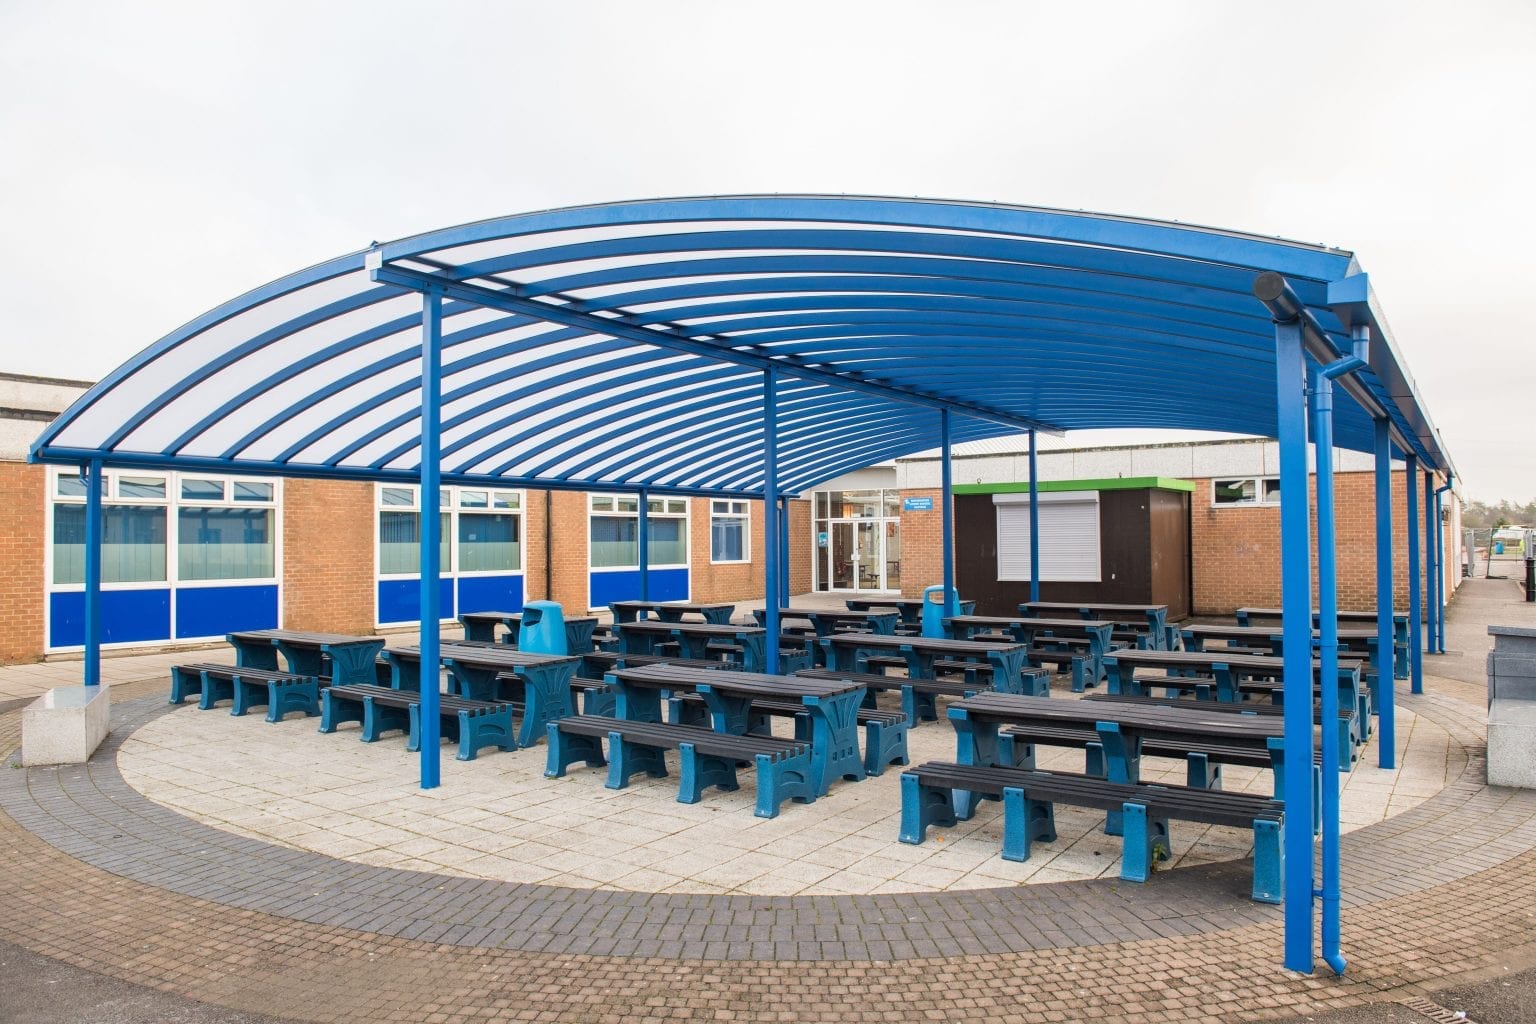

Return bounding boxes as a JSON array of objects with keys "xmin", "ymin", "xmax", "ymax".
[
  {"xmin": 949, "ymin": 708, "xmax": 1000, "ymax": 820},
  {"xmin": 612, "ymin": 678, "xmax": 664, "ymax": 724},
  {"xmin": 986, "ymin": 648, "xmax": 1028, "ymax": 693},
  {"xmin": 804, "ymin": 689, "xmax": 866, "ymax": 794},
  {"xmin": 230, "ymin": 637, "xmax": 279, "ymax": 671},
  {"xmin": 702, "ymin": 608, "xmax": 734, "ymax": 625},
  {"xmin": 734, "ymin": 632, "xmax": 767, "ymax": 673},
  {"xmin": 695, "ymin": 684, "xmax": 754, "ymax": 736},
  {"xmin": 382, "ymin": 651, "xmax": 423, "ymax": 691},
  {"xmin": 508, "ymin": 661, "xmax": 578, "ymax": 748},
  {"xmin": 1095, "ymin": 721, "xmax": 1141, "ymax": 835}
]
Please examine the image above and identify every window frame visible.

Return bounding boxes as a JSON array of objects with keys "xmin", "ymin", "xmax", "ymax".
[
  {"xmin": 374, "ymin": 484, "xmax": 525, "ymax": 579},
  {"xmin": 1211, "ymin": 476, "xmax": 1282, "ymax": 508},
  {"xmin": 709, "ymin": 499, "xmax": 752, "ymax": 564},
  {"xmin": 587, "ymin": 493, "xmax": 690, "ymax": 571}
]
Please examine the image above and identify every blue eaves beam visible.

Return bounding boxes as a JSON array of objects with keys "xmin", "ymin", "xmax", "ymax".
[{"xmin": 368, "ymin": 262, "xmax": 1066, "ymax": 437}]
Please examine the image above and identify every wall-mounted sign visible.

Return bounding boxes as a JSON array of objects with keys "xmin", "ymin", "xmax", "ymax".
[
  {"xmin": 902, "ymin": 496, "xmax": 935, "ymax": 512},
  {"xmin": 817, "ymin": 531, "xmax": 829, "ymax": 547}
]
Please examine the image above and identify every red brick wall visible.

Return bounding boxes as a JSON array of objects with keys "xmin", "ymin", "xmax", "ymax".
[
  {"xmin": 898, "ymin": 488, "xmax": 944, "ymax": 598},
  {"xmin": 282, "ymin": 479, "xmax": 376, "ymax": 634},
  {"xmin": 788, "ymin": 499, "xmax": 813, "ymax": 595},
  {"xmin": 0, "ymin": 462, "xmax": 45, "ymax": 663}
]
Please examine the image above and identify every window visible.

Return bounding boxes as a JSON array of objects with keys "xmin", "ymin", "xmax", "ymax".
[
  {"xmin": 994, "ymin": 491, "xmax": 1101, "ymax": 583},
  {"xmin": 376, "ymin": 486, "xmax": 521, "ymax": 575},
  {"xmin": 710, "ymin": 500, "xmax": 750, "ymax": 562},
  {"xmin": 590, "ymin": 494, "xmax": 688, "ymax": 569},
  {"xmin": 1213, "ymin": 477, "xmax": 1281, "ymax": 507},
  {"xmin": 50, "ymin": 470, "xmax": 277, "ymax": 585}
]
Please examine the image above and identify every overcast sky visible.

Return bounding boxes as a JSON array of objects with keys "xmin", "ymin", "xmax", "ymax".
[{"xmin": 3, "ymin": 1, "xmax": 1532, "ymax": 501}]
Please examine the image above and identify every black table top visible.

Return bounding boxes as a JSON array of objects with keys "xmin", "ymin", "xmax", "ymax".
[{"xmin": 614, "ymin": 663, "xmax": 862, "ymax": 699}]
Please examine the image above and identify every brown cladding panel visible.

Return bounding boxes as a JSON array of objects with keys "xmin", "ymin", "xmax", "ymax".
[{"xmin": 954, "ymin": 488, "xmax": 1189, "ymax": 618}]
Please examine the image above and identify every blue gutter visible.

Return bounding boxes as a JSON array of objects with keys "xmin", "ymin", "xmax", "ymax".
[
  {"xmin": 1312, "ymin": 330, "xmax": 1368, "ymax": 977},
  {"xmin": 638, "ymin": 488, "xmax": 650, "ymax": 602},
  {"xmin": 941, "ymin": 410, "xmax": 956, "ymax": 616},
  {"xmin": 779, "ymin": 496, "xmax": 791, "ymax": 604},
  {"xmin": 83, "ymin": 458, "xmax": 103, "ymax": 688},
  {"xmin": 1374, "ymin": 419, "xmax": 1395, "ymax": 770},
  {"xmin": 763, "ymin": 368, "xmax": 781, "ymax": 674},
  {"xmin": 1407, "ymin": 453, "xmax": 1423, "ymax": 694},
  {"xmin": 418, "ymin": 289, "xmax": 443, "ymax": 790},
  {"xmin": 1424, "ymin": 473, "xmax": 1437, "ymax": 657}
]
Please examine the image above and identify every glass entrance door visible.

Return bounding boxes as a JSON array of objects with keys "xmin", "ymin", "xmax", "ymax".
[
  {"xmin": 813, "ymin": 488, "xmax": 901, "ymax": 592},
  {"xmin": 824, "ymin": 520, "xmax": 883, "ymax": 591}
]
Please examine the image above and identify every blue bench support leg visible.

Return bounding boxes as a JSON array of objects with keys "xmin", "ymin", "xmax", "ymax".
[
  {"xmin": 1000, "ymin": 787, "xmax": 1057, "ymax": 862},
  {"xmin": 318, "ymin": 691, "xmax": 363, "ymax": 734},
  {"xmin": 581, "ymin": 687, "xmax": 616, "ymax": 717},
  {"xmin": 169, "ymin": 666, "xmax": 202, "ymax": 705},
  {"xmin": 677, "ymin": 742, "xmax": 740, "ymax": 804},
  {"xmin": 862, "ymin": 719, "xmax": 909, "ymax": 776},
  {"xmin": 1252, "ymin": 818, "xmax": 1284, "ymax": 904},
  {"xmin": 606, "ymin": 731, "xmax": 668, "ymax": 789},
  {"xmin": 898, "ymin": 772, "xmax": 956, "ymax": 844},
  {"xmin": 360, "ymin": 697, "xmax": 409, "ymax": 743},
  {"xmin": 1069, "ymin": 657, "xmax": 1088, "ymax": 693},
  {"xmin": 1186, "ymin": 752, "xmax": 1223, "ymax": 790},
  {"xmin": 752, "ymin": 750, "xmax": 817, "ymax": 818},
  {"xmin": 456, "ymin": 708, "xmax": 517, "ymax": 760},
  {"xmin": 544, "ymin": 723, "xmax": 606, "ymax": 777},
  {"xmin": 1118, "ymin": 802, "xmax": 1171, "ymax": 884},
  {"xmin": 197, "ymin": 671, "xmax": 236, "ymax": 711}
]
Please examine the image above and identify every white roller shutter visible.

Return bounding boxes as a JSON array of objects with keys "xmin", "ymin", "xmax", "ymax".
[{"xmin": 994, "ymin": 491, "xmax": 1101, "ymax": 583}]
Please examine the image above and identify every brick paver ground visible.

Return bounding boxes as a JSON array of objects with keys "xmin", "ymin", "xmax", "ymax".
[{"xmin": 2, "ymin": 580, "xmax": 1535, "ymax": 1021}]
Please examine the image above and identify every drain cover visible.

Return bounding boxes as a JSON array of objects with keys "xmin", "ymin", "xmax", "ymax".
[{"xmin": 1399, "ymin": 996, "xmax": 1475, "ymax": 1023}]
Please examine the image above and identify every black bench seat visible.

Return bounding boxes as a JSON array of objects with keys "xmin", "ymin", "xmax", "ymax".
[
  {"xmin": 170, "ymin": 662, "xmax": 319, "ymax": 722},
  {"xmin": 795, "ymin": 667, "xmax": 988, "ymax": 725},
  {"xmin": 545, "ymin": 714, "xmax": 817, "ymax": 818},
  {"xmin": 318, "ymin": 683, "xmax": 518, "ymax": 761},
  {"xmin": 666, "ymin": 691, "xmax": 908, "ymax": 776},
  {"xmin": 899, "ymin": 761, "xmax": 1284, "ymax": 902}
]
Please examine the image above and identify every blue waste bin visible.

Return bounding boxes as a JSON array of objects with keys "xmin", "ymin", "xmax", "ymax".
[
  {"xmin": 921, "ymin": 584, "xmax": 959, "ymax": 638},
  {"xmin": 1496, "ymin": 541, "xmax": 1505, "ymax": 555},
  {"xmin": 518, "ymin": 601, "xmax": 567, "ymax": 655}
]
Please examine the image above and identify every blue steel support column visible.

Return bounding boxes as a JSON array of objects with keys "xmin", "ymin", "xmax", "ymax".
[
  {"xmin": 1028, "ymin": 428, "xmax": 1041, "ymax": 603},
  {"xmin": 418, "ymin": 289, "xmax": 443, "ymax": 790},
  {"xmin": 1424, "ymin": 472, "xmax": 1437, "ymax": 658},
  {"xmin": 638, "ymin": 488, "xmax": 650, "ymax": 601},
  {"xmin": 763, "ymin": 368, "xmax": 781, "ymax": 673},
  {"xmin": 779, "ymin": 496, "xmax": 791, "ymax": 601},
  {"xmin": 1374, "ymin": 420, "xmax": 1396, "ymax": 770},
  {"xmin": 940, "ymin": 410, "xmax": 957, "ymax": 616},
  {"xmin": 1274, "ymin": 316, "xmax": 1316, "ymax": 973},
  {"xmin": 1434, "ymin": 479, "xmax": 1449, "ymax": 653},
  {"xmin": 83, "ymin": 458, "xmax": 104, "ymax": 688},
  {"xmin": 1407, "ymin": 454, "xmax": 1423, "ymax": 694}
]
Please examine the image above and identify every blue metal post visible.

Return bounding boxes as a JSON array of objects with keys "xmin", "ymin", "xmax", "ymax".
[
  {"xmin": 1274, "ymin": 316, "xmax": 1316, "ymax": 973},
  {"xmin": 940, "ymin": 410, "xmax": 956, "ymax": 616},
  {"xmin": 763, "ymin": 368, "xmax": 781, "ymax": 673},
  {"xmin": 1406, "ymin": 454, "xmax": 1423, "ymax": 694},
  {"xmin": 83, "ymin": 458, "xmax": 104, "ymax": 688},
  {"xmin": 1424, "ymin": 472, "xmax": 1437, "ymax": 659},
  {"xmin": 1434, "ymin": 479, "xmax": 1449, "ymax": 653},
  {"xmin": 418, "ymin": 289, "xmax": 443, "ymax": 790},
  {"xmin": 1374, "ymin": 419, "xmax": 1395, "ymax": 769},
  {"xmin": 638, "ymin": 488, "xmax": 650, "ymax": 601},
  {"xmin": 778, "ymin": 496, "xmax": 791, "ymax": 601},
  {"xmin": 1028, "ymin": 428, "xmax": 1041, "ymax": 603}
]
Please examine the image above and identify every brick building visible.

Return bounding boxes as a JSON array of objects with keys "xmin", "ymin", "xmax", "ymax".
[{"xmin": 2, "ymin": 373, "xmax": 1457, "ymax": 664}]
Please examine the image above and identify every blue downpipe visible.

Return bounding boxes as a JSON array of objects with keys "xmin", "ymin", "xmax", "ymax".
[
  {"xmin": 1406, "ymin": 454, "xmax": 1423, "ymax": 695},
  {"xmin": 1274, "ymin": 318, "xmax": 1316, "ymax": 973},
  {"xmin": 638, "ymin": 487, "xmax": 650, "ymax": 602},
  {"xmin": 1028, "ymin": 429, "xmax": 1040, "ymax": 603},
  {"xmin": 1374, "ymin": 420, "xmax": 1395, "ymax": 770},
  {"xmin": 763, "ymin": 369, "xmax": 780, "ymax": 673},
  {"xmin": 1314, "ymin": 348, "xmax": 1365, "ymax": 978},
  {"xmin": 418, "ymin": 290, "xmax": 443, "ymax": 790},
  {"xmin": 779, "ymin": 497, "xmax": 791, "ymax": 602},
  {"xmin": 940, "ymin": 411, "xmax": 957, "ymax": 617},
  {"xmin": 83, "ymin": 458, "xmax": 103, "ymax": 688}
]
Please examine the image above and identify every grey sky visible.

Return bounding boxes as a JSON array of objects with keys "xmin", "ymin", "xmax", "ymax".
[{"xmin": 3, "ymin": 1, "xmax": 1532, "ymax": 500}]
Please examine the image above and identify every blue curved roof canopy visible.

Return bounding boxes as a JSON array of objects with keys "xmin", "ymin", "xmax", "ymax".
[{"xmin": 31, "ymin": 195, "xmax": 1456, "ymax": 494}]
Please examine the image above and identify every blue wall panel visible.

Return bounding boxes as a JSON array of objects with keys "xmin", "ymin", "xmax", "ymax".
[
  {"xmin": 50, "ymin": 589, "xmax": 171, "ymax": 648},
  {"xmin": 378, "ymin": 577, "xmax": 457, "ymax": 625},
  {"xmin": 457, "ymin": 575, "xmax": 524, "ymax": 615},
  {"xmin": 175, "ymin": 584, "xmax": 279, "ymax": 640},
  {"xmin": 589, "ymin": 568, "xmax": 689, "ymax": 608}
]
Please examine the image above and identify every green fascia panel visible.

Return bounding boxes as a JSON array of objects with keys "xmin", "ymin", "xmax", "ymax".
[{"xmin": 951, "ymin": 477, "xmax": 1196, "ymax": 495}]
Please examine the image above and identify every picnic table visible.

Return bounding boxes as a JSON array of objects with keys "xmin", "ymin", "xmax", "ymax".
[
  {"xmin": 385, "ymin": 642, "xmax": 581, "ymax": 748},
  {"xmin": 1235, "ymin": 607, "xmax": 1410, "ymax": 680},
  {"xmin": 227, "ymin": 629, "xmax": 384, "ymax": 686},
  {"xmin": 1018, "ymin": 601, "xmax": 1171, "ymax": 650},
  {"xmin": 843, "ymin": 596, "xmax": 978, "ymax": 629},
  {"xmin": 822, "ymin": 631, "xmax": 1029, "ymax": 690},
  {"xmin": 611, "ymin": 662, "xmax": 867, "ymax": 794},
  {"xmin": 947, "ymin": 691, "xmax": 1286, "ymax": 820},
  {"xmin": 616, "ymin": 620, "xmax": 768, "ymax": 672},
  {"xmin": 945, "ymin": 615, "xmax": 1117, "ymax": 689},
  {"xmin": 754, "ymin": 607, "xmax": 901, "ymax": 637},
  {"xmin": 1182, "ymin": 624, "xmax": 1383, "ymax": 679},
  {"xmin": 609, "ymin": 600, "xmax": 736, "ymax": 625},
  {"xmin": 457, "ymin": 610, "xmax": 599, "ymax": 652}
]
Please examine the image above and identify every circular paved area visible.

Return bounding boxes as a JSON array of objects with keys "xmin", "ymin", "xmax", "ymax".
[{"xmin": 4, "ymin": 620, "xmax": 1536, "ymax": 1020}]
